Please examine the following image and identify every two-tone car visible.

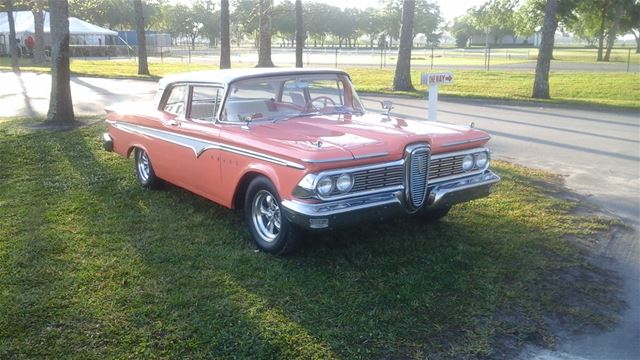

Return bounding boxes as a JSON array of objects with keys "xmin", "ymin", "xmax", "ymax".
[{"xmin": 103, "ymin": 68, "xmax": 499, "ymax": 254}]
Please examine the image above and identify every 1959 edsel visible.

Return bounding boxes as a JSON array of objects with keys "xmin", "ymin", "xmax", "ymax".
[{"xmin": 103, "ymin": 68, "xmax": 500, "ymax": 254}]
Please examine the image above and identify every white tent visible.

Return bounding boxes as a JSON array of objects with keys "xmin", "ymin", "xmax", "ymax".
[{"xmin": 0, "ymin": 11, "xmax": 117, "ymax": 53}]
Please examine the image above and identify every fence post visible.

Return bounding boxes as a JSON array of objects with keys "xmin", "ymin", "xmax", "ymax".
[
  {"xmin": 431, "ymin": 47, "xmax": 434, "ymax": 69},
  {"xmin": 627, "ymin": 48, "xmax": 631, "ymax": 72},
  {"xmin": 160, "ymin": 46, "xmax": 163, "ymax": 63},
  {"xmin": 487, "ymin": 47, "xmax": 491, "ymax": 71},
  {"xmin": 380, "ymin": 46, "xmax": 383, "ymax": 69},
  {"xmin": 334, "ymin": 48, "xmax": 338, "ymax": 68},
  {"xmin": 188, "ymin": 47, "xmax": 191, "ymax": 64}
]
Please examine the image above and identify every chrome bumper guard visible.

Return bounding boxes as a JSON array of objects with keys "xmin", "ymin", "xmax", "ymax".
[
  {"xmin": 102, "ymin": 132, "xmax": 113, "ymax": 152},
  {"xmin": 281, "ymin": 170, "xmax": 500, "ymax": 230}
]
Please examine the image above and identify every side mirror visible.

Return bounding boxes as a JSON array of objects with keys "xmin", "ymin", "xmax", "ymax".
[{"xmin": 380, "ymin": 100, "xmax": 393, "ymax": 116}]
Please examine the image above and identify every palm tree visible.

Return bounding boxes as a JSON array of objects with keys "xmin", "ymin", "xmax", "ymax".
[
  {"xmin": 133, "ymin": 0, "xmax": 149, "ymax": 75},
  {"xmin": 532, "ymin": 0, "xmax": 559, "ymax": 99},
  {"xmin": 295, "ymin": 0, "xmax": 303, "ymax": 68},
  {"xmin": 220, "ymin": 0, "xmax": 231, "ymax": 69},
  {"xmin": 46, "ymin": 0, "xmax": 74, "ymax": 124},
  {"xmin": 393, "ymin": 0, "xmax": 415, "ymax": 91},
  {"xmin": 256, "ymin": 0, "xmax": 275, "ymax": 67}
]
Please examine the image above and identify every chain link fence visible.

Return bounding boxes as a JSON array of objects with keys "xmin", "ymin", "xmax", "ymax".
[{"xmin": 68, "ymin": 45, "xmax": 639, "ymax": 72}]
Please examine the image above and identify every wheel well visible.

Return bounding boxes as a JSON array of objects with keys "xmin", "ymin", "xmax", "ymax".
[
  {"xmin": 232, "ymin": 172, "xmax": 265, "ymax": 210},
  {"xmin": 126, "ymin": 146, "xmax": 137, "ymax": 158}
]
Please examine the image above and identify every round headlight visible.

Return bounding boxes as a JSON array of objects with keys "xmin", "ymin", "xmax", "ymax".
[
  {"xmin": 335, "ymin": 173, "xmax": 354, "ymax": 193},
  {"xmin": 475, "ymin": 152, "xmax": 488, "ymax": 168},
  {"xmin": 316, "ymin": 176, "xmax": 334, "ymax": 196},
  {"xmin": 462, "ymin": 154, "xmax": 474, "ymax": 171}
]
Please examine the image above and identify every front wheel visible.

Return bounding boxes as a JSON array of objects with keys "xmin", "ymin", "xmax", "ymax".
[{"xmin": 244, "ymin": 176, "xmax": 301, "ymax": 255}]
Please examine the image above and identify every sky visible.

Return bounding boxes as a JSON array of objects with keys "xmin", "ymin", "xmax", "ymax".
[{"xmin": 170, "ymin": 0, "xmax": 489, "ymax": 23}]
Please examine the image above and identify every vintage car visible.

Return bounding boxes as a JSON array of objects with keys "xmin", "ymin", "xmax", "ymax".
[{"xmin": 103, "ymin": 68, "xmax": 499, "ymax": 254}]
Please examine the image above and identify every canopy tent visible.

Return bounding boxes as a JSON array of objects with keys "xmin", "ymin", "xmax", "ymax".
[
  {"xmin": 0, "ymin": 11, "xmax": 118, "ymax": 54},
  {"xmin": 0, "ymin": 11, "xmax": 117, "ymax": 35}
]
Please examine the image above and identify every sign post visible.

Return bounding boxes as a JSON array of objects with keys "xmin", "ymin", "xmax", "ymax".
[{"xmin": 420, "ymin": 72, "xmax": 453, "ymax": 122}]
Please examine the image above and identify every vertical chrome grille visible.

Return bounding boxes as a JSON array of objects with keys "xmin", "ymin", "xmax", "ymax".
[{"xmin": 405, "ymin": 144, "xmax": 430, "ymax": 210}]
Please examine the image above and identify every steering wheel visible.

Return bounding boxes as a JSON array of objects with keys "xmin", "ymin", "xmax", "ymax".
[{"xmin": 310, "ymin": 96, "xmax": 336, "ymax": 110}]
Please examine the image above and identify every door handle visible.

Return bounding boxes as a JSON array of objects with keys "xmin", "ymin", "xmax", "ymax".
[{"xmin": 167, "ymin": 119, "xmax": 179, "ymax": 126}]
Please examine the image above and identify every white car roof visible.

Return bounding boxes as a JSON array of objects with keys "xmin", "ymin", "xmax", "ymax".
[{"xmin": 158, "ymin": 68, "xmax": 350, "ymax": 88}]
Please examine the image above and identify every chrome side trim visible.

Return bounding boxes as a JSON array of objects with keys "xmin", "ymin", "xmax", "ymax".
[
  {"xmin": 442, "ymin": 137, "xmax": 491, "ymax": 148},
  {"xmin": 109, "ymin": 121, "xmax": 305, "ymax": 170}
]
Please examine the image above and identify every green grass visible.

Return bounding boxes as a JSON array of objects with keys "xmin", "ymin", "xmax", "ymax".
[
  {"xmin": 0, "ymin": 117, "xmax": 621, "ymax": 358},
  {"xmin": 348, "ymin": 68, "xmax": 640, "ymax": 109}
]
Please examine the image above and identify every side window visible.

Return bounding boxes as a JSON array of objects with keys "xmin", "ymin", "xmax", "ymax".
[
  {"xmin": 163, "ymin": 85, "xmax": 186, "ymax": 116},
  {"xmin": 189, "ymin": 86, "xmax": 223, "ymax": 121}
]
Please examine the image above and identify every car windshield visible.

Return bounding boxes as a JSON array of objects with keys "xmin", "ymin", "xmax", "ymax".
[{"xmin": 220, "ymin": 74, "xmax": 365, "ymax": 122}]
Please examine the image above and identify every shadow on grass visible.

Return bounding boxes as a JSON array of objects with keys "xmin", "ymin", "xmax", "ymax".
[{"xmin": 0, "ymin": 122, "xmax": 625, "ymax": 359}]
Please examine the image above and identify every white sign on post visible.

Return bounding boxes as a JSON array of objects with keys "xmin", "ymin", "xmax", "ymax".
[{"xmin": 421, "ymin": 72, "xmax": 453, "ymax": 122}]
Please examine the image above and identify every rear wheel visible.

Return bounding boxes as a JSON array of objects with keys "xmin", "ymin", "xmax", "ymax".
[
  {"xmin": 244, "ymin": 176, "xmax": 301, "ymax": 255},
  {"xmin": 134, "ymin": 148, "xmax": 161, "ymax": 189}
]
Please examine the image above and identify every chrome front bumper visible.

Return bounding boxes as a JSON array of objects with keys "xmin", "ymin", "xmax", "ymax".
[{"xmin": 281, "ymin": 170, "xmax": 500, "ymax": 230}]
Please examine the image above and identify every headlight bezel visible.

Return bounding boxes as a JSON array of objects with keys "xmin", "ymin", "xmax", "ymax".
[
  {"xmin": 474, "ymin": 152, "xmax": 489, "ymax": 169},
  {"xmin": 316, "ymin": 176, "xmax": 335, "ymax": 196},
  {"xmin": 462, "ymin": 154, "xmax": 475, "ymax": 171},
  {"xmin": 335, "ymin": 173, "xmax": 354, "ymax": 193}
]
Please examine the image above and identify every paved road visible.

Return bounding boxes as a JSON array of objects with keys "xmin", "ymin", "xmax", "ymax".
[{"xmin": 1, "ymin": 71, "xmax": 639, "ymax": 359}]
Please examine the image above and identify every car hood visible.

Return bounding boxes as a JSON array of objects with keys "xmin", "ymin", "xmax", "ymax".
[{"xmin": 240, "ymin": 112, "xmax": 490, "ymax": 162}]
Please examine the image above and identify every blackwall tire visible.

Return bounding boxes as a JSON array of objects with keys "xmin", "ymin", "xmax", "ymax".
[{"xmin": 244, "ymin": 176, "xmax": 301, "ymax": 255}]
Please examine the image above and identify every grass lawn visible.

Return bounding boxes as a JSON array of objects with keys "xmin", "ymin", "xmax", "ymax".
[
  {"xmin": 0, "ymin": 117, "xmax": 622, "ymax": 358},
  {"xmin": 1, "ymin": 57, "xmax": 638, "ymax": 109},
  {"xmin": 347, "ymin": 68, "xmax": 640, "ymax": 109}
]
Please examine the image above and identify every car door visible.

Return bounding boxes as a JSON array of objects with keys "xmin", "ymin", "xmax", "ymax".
[{"xmin": 166, "ymin": 84, "xmax": 224, "ymax": 203}]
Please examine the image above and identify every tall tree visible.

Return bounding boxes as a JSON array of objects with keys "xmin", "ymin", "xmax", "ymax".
[
  {"xmin": 46, "ymin": 0, "xmax": 74, "ymax": 124},
  {"xmin": 532, "ymin": 0, "xmax": 559, "ymax": 99},
  {"xmin": 3, "ymin": 0, "xmax": 19, "ymax": 72},
  {"xmin": 393, "ymin": 0, "xmax": 415, "ymax": 91},
  {"xmin": 603, "ymin": 0, "xmax": 627, "ymax": 61},
  {"xmin": 256, "ymin": 0, "xmax": 274, "ymax": 67},
  {"xmin": 133, "ymin": 0, "xmax": 149, "ymax": 75},
  {"xmin": 621, "ymin": 1, "xmax": 640, "ymax": 53},
  {"xmin": 295, "ymin": 0, "xmax": 303, "ymax": 67},
  {"xmin": 220, "ymin": 0, "xmax": 231, "ymax": 68},
  {"xmin": 32, "ymin": 1, "xmax": 46, "ymax": 64}
]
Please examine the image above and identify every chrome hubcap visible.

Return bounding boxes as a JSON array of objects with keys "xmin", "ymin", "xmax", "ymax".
[
  {"xmin": 251, "ymin": 190, "xmax": 281, "ymax": 242},
  {"xmin": 137, "ymin": 150, "xmax": 150, "ymax": 182}
]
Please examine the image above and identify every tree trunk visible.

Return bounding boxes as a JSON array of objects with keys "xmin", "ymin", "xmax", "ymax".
[
  {"xmin": 604, "ymin": 0, "xmax": 624, "ymax": 61},
  {"xmin": 5, "ymin": 0, "xmax": 19, "ymax": 72},
  {"xmin": 32, "ymin": 4, "xmax": 46, "ymax": 64},
  {"xmin": 634, "ymin": 31, "xmax": 640, "ymax": 53},
  {"xmin": 133, "ymin": 0, "xmax": 149, "ymax": 75},
  {"xmin": 256, "ymin": 0, "xmax": 275, "ymax": 67},
  {"xmin": 295, "ymin": 0, "xmax": 303, "ymax": 68},
  {"xmin": 393, "ymin": 0, "xmax": 415, "ymax": 91},
  {"xmin": 220, "ymin": 0, "xmax": 231, "ymax": 69},
  {"xmin": 532, "ymin": 0, "xmax": 559, "ymax": 99},
  {"xmin": 46, "ymin": 0, "xmax": 74, "ymax": 124},
  {"xmin": 597, "ymin": 3, "xmax": 608, "ymax": 61}
]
